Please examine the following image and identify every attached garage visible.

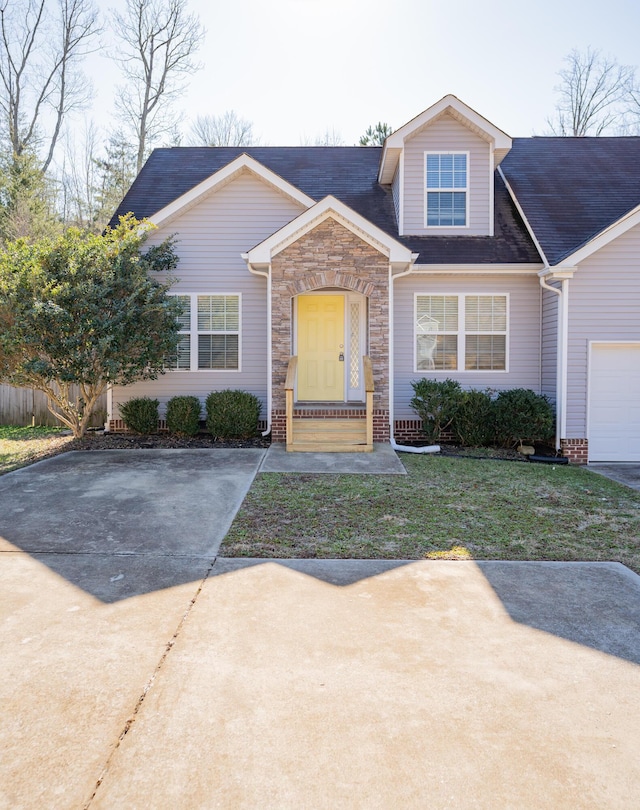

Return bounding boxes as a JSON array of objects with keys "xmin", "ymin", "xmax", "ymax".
[{"xmin": 588, "ymin": 343, "xmax": 640, "ymax": 462}]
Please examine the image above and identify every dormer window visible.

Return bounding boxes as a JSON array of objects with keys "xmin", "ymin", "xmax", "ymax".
[{"xmin": 425, "ymin": 152, "xmax": 468, "ymax": 227}]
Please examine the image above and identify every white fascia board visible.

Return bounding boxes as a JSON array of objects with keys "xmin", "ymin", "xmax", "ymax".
[
  {"xmin": 246, "ymin": 195, "xmax": 414, "ymax": 266},
  {"xmin": 150, "ymin": 153, "xmax": 315, "ymax": 228},
  {"xmin": 558, "ymin": 203, "xmax": 640, "ymax": 267},
  {"xmin": 410, "ymin": 263, "xmax": 543, "ymax": 275},
  {"xmin": 379, "ymin": 95, "xmax": 512, "ymax": 184}
]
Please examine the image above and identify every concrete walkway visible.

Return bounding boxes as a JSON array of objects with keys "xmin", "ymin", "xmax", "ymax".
[
  {"xmin": 2, "ymin": 451, "xmax": 640, "ymax": 808},
  {"xmin": 260, "ymin": 441, "xmax": 407, "ymax": 474}
]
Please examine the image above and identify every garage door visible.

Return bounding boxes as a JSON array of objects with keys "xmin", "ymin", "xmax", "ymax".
[{"xmin": 589, "ymin": 343, "xmax": 640, "ymax": 462}]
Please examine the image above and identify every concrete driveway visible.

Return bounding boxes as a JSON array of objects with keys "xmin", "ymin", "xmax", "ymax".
[
  {"xmin": 589, "ymin": 462, "xmax": 640, "ymax": 491},
  {"xmin": 1, "ymin": 451, "xmax": 640, "ymax": 808}
]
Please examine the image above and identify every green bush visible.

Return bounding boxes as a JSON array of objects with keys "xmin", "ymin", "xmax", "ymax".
[
  {"xmin": 205, "ymin": 389, "xmax": 261, "ymax": 440},
  {"xmin": 493, "ymin": 388, "xmax": 554, "ymax": 447},
  {"xmin": 166, "ymin": 395, "xmax": 202, "ymax": 436},
  {"xmin": 451, "ymin": 389, "xmax": 495, "ymax": 447},
  {"xmin": 119, "ymin": 397, "xmax": 159, "ymax": 434},
  {"xmin": 410, "ymin": 378, "xmax": 463, "ymax": 444}
]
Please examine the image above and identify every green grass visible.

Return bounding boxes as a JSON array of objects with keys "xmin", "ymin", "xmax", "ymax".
[
  {"xmin": 0, "ymin": 425, "xmax": 72, "ymax": 474},
  {"xmin": 221, "ymin": 454, "xmax": 640, "ymax": 573}
]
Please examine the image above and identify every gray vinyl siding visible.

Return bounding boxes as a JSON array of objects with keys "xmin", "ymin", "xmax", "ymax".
[
  {"xmin": 565, "ymin": 223, "xmax": 640, "ymax": 438},
  {"xmin": 541, "ymin": 285, "xmax": 558, "ymax": 403},
  {"xmin": 391, "ymin": 165, "xmax": 400, "ymax": 229},
  {"xmin": 111, "ymin": 170, "xmax": 304, "ymax": 419},
  {"xmin": 393, "ymin": 272, "xmax": 542, "ymax": 419},
  {"xmin": 403, "ymin": 113, "xmax": 491, "ymax": 236}
]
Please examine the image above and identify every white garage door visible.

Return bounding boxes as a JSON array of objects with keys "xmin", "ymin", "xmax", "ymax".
[{"xmin": 589, "ymin": 343, "xmax": 640, "ymax": 462}]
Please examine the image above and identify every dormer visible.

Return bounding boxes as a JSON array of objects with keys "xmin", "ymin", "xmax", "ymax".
[{"xmin": 379, "ymin": 95, "xmax": 512, "ymax": 237}]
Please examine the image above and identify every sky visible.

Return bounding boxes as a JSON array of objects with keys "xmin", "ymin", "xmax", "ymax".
[{"xmin": 85, "ymin": 0, "xmax": 640, "ymax": 146}]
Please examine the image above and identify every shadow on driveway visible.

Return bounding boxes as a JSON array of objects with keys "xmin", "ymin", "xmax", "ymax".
[{"xmin": 0, "ymin": 449, "xmax": 264, "ymax": 602}]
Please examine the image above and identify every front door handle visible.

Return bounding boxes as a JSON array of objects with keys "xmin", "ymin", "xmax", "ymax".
[{"xmin": 338, "ymin": 353, "xmax": 344, "ymax": 362}]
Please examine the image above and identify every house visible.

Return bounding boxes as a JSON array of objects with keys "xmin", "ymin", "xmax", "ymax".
[{"xmin": 108, "ymin": 95, "xmax": 640, "ymax": 463}]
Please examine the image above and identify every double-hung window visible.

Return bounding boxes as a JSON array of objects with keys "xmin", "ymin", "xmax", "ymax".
[
  {"xmin": 415, "ymin": 294, "xmax": 507, "ymax": 371},
  {"xmin": 425, "ymin": 152, "xmax": 468, "ymax": 227},
  {"xmin": 167, "ymin": 293, "xmax": 240, "ymax": 371}
]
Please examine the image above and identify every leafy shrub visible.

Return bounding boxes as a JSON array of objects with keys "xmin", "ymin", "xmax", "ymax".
[
  {"xmin": 205, "ymin": 389, "xmax": 261, "ymax": 440},
  {"xmin": 451, "ymin": 389, "xmax": 495, "ymax": 447},
  {"xmin": 119, "ymin": 397, "xmax": 159, "ymax": 434},
  {"xmin": 166, "ymin": 395, "xmax": 201, "ymax": 436},
  {"xmin": 493, "ymin": 388, "xmax": 554, "ymax": 447},
  {"xmin": 410, "ymin": 378, "xmax": 463, "ymax": 444}
]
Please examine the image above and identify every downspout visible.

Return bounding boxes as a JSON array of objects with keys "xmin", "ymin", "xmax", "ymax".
[
  {"xmin": 539, "ymin": 271, "xmax": 570, "ymax": 451},
  {"xmin": 244, "ymin": 257, "xmax": 272, "ymax": 437},
  {"xmin": 389, "ymin": 259, "xmax": 440, "ymax": 454}
]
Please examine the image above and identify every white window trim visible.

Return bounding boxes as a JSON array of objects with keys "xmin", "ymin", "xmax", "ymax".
[
  {"xmin": 168, "ymin": 292, "xmax": 242, "ymax": 372},
  {"xmin": 413, "ymin": 292, "xmax": 509, "ymax": 373},
  {"xmin": 424, "ymin": 151, "xmax": 470, "ymax": 230}
]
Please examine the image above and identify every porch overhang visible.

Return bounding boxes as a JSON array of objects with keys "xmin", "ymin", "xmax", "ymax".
[{"xmin": 243, "ymin": 195, "xmax": 415, "ymax": 271}]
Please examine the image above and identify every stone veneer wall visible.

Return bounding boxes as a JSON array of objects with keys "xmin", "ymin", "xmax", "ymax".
[{"xmin": 270, "ymin": 217, "xmax": 390, "ymax": 416}]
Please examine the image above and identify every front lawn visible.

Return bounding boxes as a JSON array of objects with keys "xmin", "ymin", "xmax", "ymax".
[
  {"xmin": 221, "ymin": 454, "xmax": 640, "ymax": 573},
  {"xmin": 0, "ymin": 425, "xmax": 73, "ymax": 475}
]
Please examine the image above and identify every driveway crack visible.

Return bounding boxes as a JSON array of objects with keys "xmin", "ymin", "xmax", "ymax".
[{"xmin": 83, "ymin": 557, "xmax": 217, "ymax": 809}]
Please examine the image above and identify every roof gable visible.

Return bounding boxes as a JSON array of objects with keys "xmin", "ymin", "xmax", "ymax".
[
  {"xmin": 378, "ymin": 94, "xmax": 512, "ymax": 184},
  {"xmin": 245, "ymin": 196, "xmax": 415, "ymax": 268},
  {"xmin": 146, "ymin": 154, "xmax": 314, "ymax": 229}
]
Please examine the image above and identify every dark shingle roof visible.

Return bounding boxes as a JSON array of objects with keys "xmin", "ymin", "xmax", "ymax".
[
  {"xmin": 110, "ymin": 146, "xmax": 541, "ymax": 265},
  {"xmin": 501, "ymin": 137, "xmax": 640, "ymax": 265},
  {"xmin": 112, "ymin": 139, "xmax": 640, "ymax": 266}
]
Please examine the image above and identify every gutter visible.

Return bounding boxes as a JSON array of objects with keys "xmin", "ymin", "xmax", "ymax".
[
  {"xmin": 388, "ymin": 257, "xmax": 440, "ymax": 455},
  {"xmin": 539, "ymin": 268, "xmax": 572, "ymax": 451},
  {"xmin": 243, "ymin": 256, "xmax": 272, "ymax": 438}
]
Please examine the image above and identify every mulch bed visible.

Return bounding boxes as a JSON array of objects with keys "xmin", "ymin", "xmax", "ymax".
[{"xmin": 68, "ymin": 431, "xmax": 271, "ymax": 451}]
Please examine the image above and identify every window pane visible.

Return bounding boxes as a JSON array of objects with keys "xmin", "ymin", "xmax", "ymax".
[
  {"xmin": 165, "ymin": 334, "xmax": 190, "ymax": 370},
  {"xmin": 197, "ymin": 295, "xmax": 239, "ymax": 331},
  {"xmin": 427, "ymin": 191, "xmax": 466, "ymax": 226},
  {"xmin": 417, "ymin": 334, "xmax": 458, "ymax": 370},
  {"xmin": 465, "ymin": 335, "xmax": 506, "ymax": 370},
  {"xmin": 417, "ymin": 296, "xmax": 458, "ymax": 333},
  {"xmin": 465, "ymin": 296, "xmax": 507, "ymax": 332},
  {"xmin": 175, "ymin": 295, "xmax": 190, "ymax": 330},
  {"xmin": 453, "ymin": 154, "xmax": 467, "ymax": 188},
  {"xmin": 198, "ymin": 334, "xmax": 239, "ymax": 369}
]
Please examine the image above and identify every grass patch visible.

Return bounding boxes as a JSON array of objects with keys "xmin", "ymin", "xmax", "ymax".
[
  {"xmin": 0, "ymin": 425, "xmax": 73, "ymax": 475},
  {"xmin": 221, "ymin": 454, "xmax": 640, "ymax": 573}
]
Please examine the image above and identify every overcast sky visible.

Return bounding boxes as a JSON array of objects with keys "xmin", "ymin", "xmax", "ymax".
[{"xmin": 86, "ymin": 0, "xmax": 640, "ymax": 145}]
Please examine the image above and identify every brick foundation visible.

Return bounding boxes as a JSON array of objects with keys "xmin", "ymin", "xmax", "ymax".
[{"xmin": 560, "ymin": 438, "xmax": 589, "ymax": 465}]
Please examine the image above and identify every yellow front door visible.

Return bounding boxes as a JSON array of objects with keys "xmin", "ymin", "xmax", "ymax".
[{"xmin": 297, "ymin": 295, "xmax": 345, "ymax": 401}]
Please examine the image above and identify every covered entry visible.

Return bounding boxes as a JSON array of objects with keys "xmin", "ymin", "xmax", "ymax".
[{"xmin": 295, "ymin": 292, "xmax": 366, "ymax": 403}]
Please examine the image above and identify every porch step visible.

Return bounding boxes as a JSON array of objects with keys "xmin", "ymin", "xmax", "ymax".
[{"xmin": 288, "ymin": 418, "xmax": 372, "ymax": 453}]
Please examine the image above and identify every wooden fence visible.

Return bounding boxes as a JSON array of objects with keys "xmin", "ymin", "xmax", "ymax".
[{"xmin": 0, "ymin": 384, "xmax": 107, "ymax": 427}]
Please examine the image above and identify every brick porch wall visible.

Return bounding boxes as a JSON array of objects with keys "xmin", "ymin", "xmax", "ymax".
[
  {"xmin": 560, "ymin": 438, "xmax": 589, "ymax": 465},
  {"xmin": 270, "ymin": 217, "xmax": 390, "ymax": 414}
]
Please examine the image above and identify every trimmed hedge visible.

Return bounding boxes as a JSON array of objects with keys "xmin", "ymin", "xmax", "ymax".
[
  {"xmin": 493, "ymin": 388, "xmax": 554, "ymax": 447},
  {"xmin": 205, "ymin": 389, "xmax": 261, "ymax": 440},
  {"xmin": 410, "ymin": 380, "xmax": 555, "ymax": 448},
  {"xmin": 119, "ymin": 397, "xmax": 159, "ymax": 435},
  {"xmin": 410, "ymin": 378, "xmax": 463, "ymax": 444},
  {"xmin": 166, "ymin": 395, "xmax": 201, "ymax": 436}
]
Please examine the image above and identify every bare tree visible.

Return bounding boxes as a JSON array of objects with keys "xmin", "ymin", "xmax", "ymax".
[
  {"xmin": 187, "ymin": 110, "xmax": 258, "ymax": 146},
  {"xmin": 313, "ymin": 127, "xmax": 344, "ymax": 146},
  {"xmin": 547, "ymin": 47, "xmax": 635, "ymax": 136},
  {"xmin": 0, "ymin": 0, "xmax": 100, "ymax": 172},
  {"xmin": 113, "ymin": 0, "xmax": 205, "ymax": 173}
]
